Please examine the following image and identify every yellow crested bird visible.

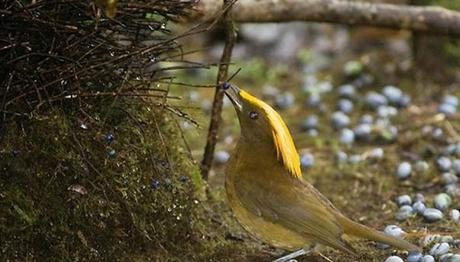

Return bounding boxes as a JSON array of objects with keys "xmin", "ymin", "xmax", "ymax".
[{"xmin": 223, "ymin": 83, "xmax": 420, "ymax": 261}]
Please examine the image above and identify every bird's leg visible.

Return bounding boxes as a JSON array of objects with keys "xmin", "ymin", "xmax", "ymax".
[{"xmin": 271, "ymin": 248, "xmax": 310, "ymax": 262}]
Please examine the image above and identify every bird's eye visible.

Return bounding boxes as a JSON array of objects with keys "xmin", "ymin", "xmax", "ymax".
[{"xmin": 249, "ymin": 111, "xmax": 258, "ymax": 120}]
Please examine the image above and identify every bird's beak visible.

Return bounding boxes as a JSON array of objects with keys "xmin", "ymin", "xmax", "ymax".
[{"xmin": 223, "ymin": 83, "xmax": 243, "ymax": 112}]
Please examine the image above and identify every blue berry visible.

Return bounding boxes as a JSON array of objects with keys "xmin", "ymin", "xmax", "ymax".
[
  {"xmin": 407, "ymin": 252, "xmax": 423, "ymax": 262},
  {"xmin": 11, "ymin": 148, "xmax": 19, "ymax": 157},
  {"xmin": 385, "ymin": 256, "xmax": 404, "ymax": 262},
  {"xmin": 366, "ymin": 92, "xmax": 388, "ymax": 109},
  {"xmin": 437, "ymin": 156, "xmax": 452, "ymax": 172},
  {"xmin": 353, "ymin": 124, "xmax": 372, "ymax": 140},
  {"xmin": 105, "ymin": 133, "xmax": 114, "ymax": 143},
  {"xmin": 442, "ymin": 95, "xmax": 459, "ymax": 107},
  {"xmin": 275, "ymin": 92, "xmax": 295, "ymax": 110},
  {"xmin": 452, "ymin": 159, "xmax": 460, "ymax": 175},
  {"xmin": 423, "ymin": 208, "xmax": 444, "ymax": 222},
  {"xmin": 434, "ymin": 193, "xmax": 452, "ymax": 211},
  {"xmin": 338, "ymin": 84, "xmax": 356, "ymax": 98},
  {"xmin": 339, "ymin": 128, "xmax": 355, "ymax": 145},
  {"xmin": 336, "ymin": 151, "xmax": 348, "ymax": 163},
  {"xmin": 421, "ymin": 255, "xmax": 435, "ymax": 262},
  {"xmin": 331, "ymin": 111, "xmax": 350, "ymax": 129},
  {"xmin": 306, "ymin": 94, "xmax": 321, "ymax": 107},
  {"xmin": 214, "ymin": 150, "xmax": 230, "ymax": 164},
  {"xmin": 396, "ymin": 195, "xmax": 412, "ymax": 206},
  {"xmin": 430, "ymin": 242, "xmax": 450, "ymax": 257},
  {"xmin": 300, "ymin": 115, "xmax": 318, "ymax": 130},
  {"xmin": 359, "ymin": 114, "xmax": 373, "ymax": 124},
  {"xmin": 337, "ymin": 99, "xmax": 353, "ymax": 114},
  {"xmin": 222, "ymin": 82, "xmax": 230, "ymax": 90},
  {"xmin": 413, "ymin": 201, "xmax": 426, "ymax": 215},
  {"xmin": 438, "ymin": 103, "xmax": 457, "ymax": 117},
  {"xmin": 450, "ymin": 209, "xmax": 460, "ymax": 222},
  {"xmin": 396, "ymin": 162, "xmax": 412, "ymax": 180},
  {"xmin": 300, "ymin": 152, "xmax": 315, "ymax": 168},
  {"xmin": 151, "ymin": 179, "xmax": 160, "ymax": 189},
  {"xmin": 395, "ymin": 205, "xmax": 414, "ymax": 221},
  {"xmin": 382, "ymin": 85, "xmax": 403, "ymax": 104}
]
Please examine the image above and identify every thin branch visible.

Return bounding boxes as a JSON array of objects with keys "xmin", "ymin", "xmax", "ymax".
[
  {"xmin": 192, "ymin": 0, "xmax": 460, "ymax": 36},
  {"xmin": 200, "ymin": 0, "xmax": 237, "ymax": 180}
]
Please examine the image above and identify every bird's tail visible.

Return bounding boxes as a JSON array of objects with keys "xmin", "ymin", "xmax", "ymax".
[{"xmin": 336, "ymin": 215, "xmax": 421, "ymax": 252}]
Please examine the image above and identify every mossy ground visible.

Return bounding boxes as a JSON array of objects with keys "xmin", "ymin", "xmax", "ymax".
[{"xmin": 168, "ymin": 26, "xmax": 460, "ymax": 261}]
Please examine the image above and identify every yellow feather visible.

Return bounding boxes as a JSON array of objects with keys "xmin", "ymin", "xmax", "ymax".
[{"xmin": 239, "ymin": 90, "xmax": 302, "ymax": 179}]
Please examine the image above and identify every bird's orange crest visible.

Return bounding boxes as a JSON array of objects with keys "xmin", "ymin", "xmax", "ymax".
[{"xmin": 239, "ymin": 90, "xmax": 302, "ymax": 180}]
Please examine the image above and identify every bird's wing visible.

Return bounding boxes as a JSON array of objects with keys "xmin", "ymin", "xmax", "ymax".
[{"xmin": 234, "ymin": 175, "xmax": 356, "ymax": 254}]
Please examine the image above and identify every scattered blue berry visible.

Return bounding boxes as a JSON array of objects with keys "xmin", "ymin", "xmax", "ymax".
[
  {"xmin": 413, "ymin": 201, "xmax": 426, "ymax": 215},
  {"xmin": 339, "ymin": 128, "xmax": 354, "ymax": 145},
  {"xmin": 353, "ymin": 124, "xmax": 372, "ymax": 140},
  {"xmin": 396, "ymin": 162, "xmax": 412, "ymax": 180},
  {"xmin": 430, "ymin": 242, "xmax": 450, "ymax": 257},
  {"xmin": 421, "ymin": 255, "xmax": 435, "ymax": 262},
  {"xmin": 331, "ymin": 111, "xmax": 350, "ymax": 129},
  {"xmin": 407, "ymin": 252, "xmax": 423, "ymax": 262},
  {"xmin": 337, "ymin": 99, "xmax": 353, "ymax": 114},
  {"xmin": 438, "ymin": 103, "xmax": 457, "ymax": 117},
  {"xmin": 300, "ymin": 115, "xmax": 318, "ymax": 131},
  {"xmin": 336, "ymin": 151, "xmax": 348, "ymax": 163},
  {"xmin": 437, "ymin": 156, "xmax": 452, "ymax": 172},
  {"xmin": 366, "ymin": 92, "xmax": 388, "ymax": 109},
  {"xmin": 423, "ymin": 208, "xmax": 444, "ymax": 222},
  {"xmin": 439, "ymin": 253, "xmax": 460, "ymax": 262},
  {"xmin": 441, "ymin": 173, "xmax": 458, "ymax": 185},
  {"xmin": 11, "ymin": 148, "xmax": 19, "ymax": 157},
  {"xmin": 275, "ymin": 92, "xmax": 295, "ymax": 110},
  {"xmin": 396, "ymin": 195, "xmax": 412, "ymax": 206},
  {"xmin": 442, "ymin": 95, "xmax": 459, "ymax": 107},
  {"xmin": 395, "ymin": 205, "xmax": 414, "ymax": 221},
  {"xmin": 368, "ymin": 148, "xmax": 384, "ymax": 159},
  {"xmin": 151, "ymin": 179, "xmax": 160, "ymax": 189},
  {"xmin": 385, "ymin": 256, "xmax": 404, "ymax": 262},
  {"xmin": 306, "ymin": 94, "xmax": 321, "ymax": 107},
  {"xmin": 105, "ymin": 133, "xmax": 114, "ymax": 143},
  {"xmin": 337, "ymin": 84, "xmax": 356, "ymax": 99},
  {"xmin": 434, "ymin": 193, "xmax": 452, "ymax": 211},
  {"xmin": 450, "ymin": 209, "xmax": 460, "ymax": 222},
  {"xmin": 359, "ymin": 114, "xmax": 373, "ymax": 124},
  {"xmin": 382, "ymin": 85, "xmax": 403, "ymax": 104},
  {"xmin": 214, "ymin": 150, "xmax": 230, "ymax": 164},
  {"xmin": 300, "ymin": 152, "xmax": 315, "ymax": 169},
  {"xmin": 452, "ymin": 159, "xmax": 460, "ymax": 175}
]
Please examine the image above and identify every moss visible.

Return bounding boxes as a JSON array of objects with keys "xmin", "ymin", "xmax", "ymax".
[{"xmin": 0, "ymin": 99, "xmax": 252, "ymax": 261}]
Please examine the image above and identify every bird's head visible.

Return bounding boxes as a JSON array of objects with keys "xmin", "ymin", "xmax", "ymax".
[{"xmin": 223, "ymin": 83, "xmax": 302, "ymax": 179}]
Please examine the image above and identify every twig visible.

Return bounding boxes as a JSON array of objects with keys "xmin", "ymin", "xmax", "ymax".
[{"xmin": 200, "ymin": 0, "xmax": 237, "ymax": 180}]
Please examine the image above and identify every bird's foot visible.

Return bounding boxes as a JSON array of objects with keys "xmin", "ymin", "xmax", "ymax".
[{"xmin": 271, "ymin": 249, "xmax": 310, "ymax": 262}]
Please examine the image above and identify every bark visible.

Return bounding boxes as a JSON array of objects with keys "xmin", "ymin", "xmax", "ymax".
[
  {"xmin": 200, "ymin": 0, "xmax": 237, "ymax": 180},
  {"xmin": 191, "ymin": 0, "xmax": 460, "ymax": 36}
]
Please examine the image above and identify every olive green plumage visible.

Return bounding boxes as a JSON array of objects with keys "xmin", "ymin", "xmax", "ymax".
[{"xmin": 224, "ymin": 84, "xmax": 420, "ymax": 255}]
